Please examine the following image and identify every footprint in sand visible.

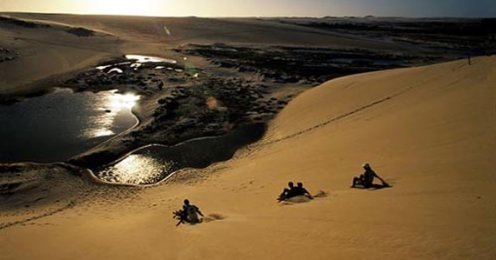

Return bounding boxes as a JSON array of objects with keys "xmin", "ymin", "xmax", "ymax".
[{"xmin": 0, "ymin": 201, "xmax": 75, "ymax": 231}]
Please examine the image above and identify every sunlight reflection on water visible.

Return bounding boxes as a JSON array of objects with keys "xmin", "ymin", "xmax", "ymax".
[
  {"xmin": 82, "ymin": 91, "xmax": 140, "ymax": 138},
  {"xmin": 96, "ymin": 55, "xmax": 177, "ymax": 73},
  {"xmin": 99, "ymin": 153, "xmax": 175, "ymax": 185},
  {"xmin": 0, "ymin": 89, "xmax": 139, "ymax": 163},
  {"xmin": 125, "ymin": 55, "xmax": 177, "ymax": 64},
  {"xmin": 95, "ymin": 124, "xmax": 266, "ymax": 185}
]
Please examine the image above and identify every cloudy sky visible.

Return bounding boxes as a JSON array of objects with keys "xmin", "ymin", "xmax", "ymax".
[{"xmin": 0, "ymin": 0, "xmax": 495, "ymax": 17}]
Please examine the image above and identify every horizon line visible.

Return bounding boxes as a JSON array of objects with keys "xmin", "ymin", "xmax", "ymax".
[{"xmin": 1, "ymin": 11, "xmax": 495, "ymax": 19}]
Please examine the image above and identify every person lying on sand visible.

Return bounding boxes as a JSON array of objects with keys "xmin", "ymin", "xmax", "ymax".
[
  {"xmin": 173, "ymin": 199, "xmax": 204, "ymax": 226},
  {"xmin": 278, "ymin": 181, "xmax": 313, "ymax": 201},
  {"xmin": 351, "ymin": 163, "xmax": 390, "ymax": 188}
]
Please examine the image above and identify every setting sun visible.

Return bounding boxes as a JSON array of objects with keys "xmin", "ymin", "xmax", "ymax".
[{"xmin": 85, "ymin": 0, "xmax": 160, "ymax": 16}]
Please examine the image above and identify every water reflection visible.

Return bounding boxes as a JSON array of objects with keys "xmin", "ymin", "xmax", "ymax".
[
  {"xmin": 96, "ymin": 64, "xmax": 112, "ymax": 70},
  {"xmin": 109, "ymin": 93, "xmax": 140, "ymax": 110},
  {"xmin": 108, "ymin": 68, "xmax": 123, "ymax": 74},
  {"xmin": 83, "ymin": 91, "xmax": 140, "ymax": 138},
  {"xmin": 96, "ymin": 55, "xmax": 178, "ymax": 74},
  {"xmin": 92, "ymin": 129, "xmax": 115, "ymax": 138},
  {"xmin": 125, "ymin": 55, "xmax": 177, "ymax": 64},
  {"xmin": 99, "ymin": 153, "xmax": 175, "ymax": 185},
  {"xmin": 95, "ymin": 124, "xmax": 266, "ymax": 185},
  {"xmin": 0, "ymin": 89, "xmax": 139, "ymax": 163}
]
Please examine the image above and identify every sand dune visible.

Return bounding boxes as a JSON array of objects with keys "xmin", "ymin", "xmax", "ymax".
[
  {"xmin": 0, "ymin": 15, "xmax": 120, "ymax": 96},
  {"xmin": 1, "ymin": 56, "xmax": 494, "ymax": 259},
  {"xmin": 6, "ymin": 13, "xmax": 411, "ymax": 50}
]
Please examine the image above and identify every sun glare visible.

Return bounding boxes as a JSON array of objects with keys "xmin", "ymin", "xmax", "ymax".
[
  {"xmin": 82, "ymin": 92, "xmax": 139, "ymax": 138},
  {"xmin": 86, "ymin": 0, "xmax": 160, "ymax": 16},
  {"xmin": 109, "ymin": 93, "xmax": 140, "ymax": 110}
]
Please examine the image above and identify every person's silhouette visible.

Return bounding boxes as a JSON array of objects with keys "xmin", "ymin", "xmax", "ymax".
[
  {"xmin": 278, "ymin": 182, "xmax": 296, "ymax": 201},
  {"xmin": 352, "ymin": 163, "xmax": 389, "ymax": 188},
  {"xmin": 295, "ymin": 182, "xmax": 313, "ymax": 199},
  {"xmin": 178, "ymin": 199, "xmax": 204, "ymax": 225}
]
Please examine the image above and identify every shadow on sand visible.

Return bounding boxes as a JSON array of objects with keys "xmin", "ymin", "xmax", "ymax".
[
  {"xmin": 352, "ymin": 184, "xmax": 393, "ymax": 191},
  {"xmin": 280, "ymin": 190, "xmax": 328, "ymax": 205}
]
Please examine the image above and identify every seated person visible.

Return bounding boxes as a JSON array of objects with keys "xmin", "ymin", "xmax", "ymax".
[
  {"xmin": 293, "ymin": 182, "xmax": 313, "ymax": 199},
  {"xmin": 278, "ymin": 182, "xmax": 296, "ymax": 201},
  {"xmin": 352, "ymin": 163, "xmax": 389, "ymax": 188},
  {"xmin": 174, "ymin": 199, "xmax": 204, "ymax": 226},
  {"xmin": 278, "ymin": 181, "xmax": 314, "ymax": 201}
]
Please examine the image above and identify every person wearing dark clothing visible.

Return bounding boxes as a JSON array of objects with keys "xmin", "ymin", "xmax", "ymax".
[
  {"xmin": 278, "ymin": 181, "xmax": 314, "ymax": 201},
  {"xmin": 278, "ymin": 182, "xmax": 296, "ymax": 201},
  {"xmin": 352, "ymin": 163, "xmax": 389, "ymax": 188},
  {"xmin": 294, "ymin": 182, "xmax": 313, "ymax": 199},
  {"xmin": 174, "ymin": 199, "xmax": 204, "ymax": 226}
]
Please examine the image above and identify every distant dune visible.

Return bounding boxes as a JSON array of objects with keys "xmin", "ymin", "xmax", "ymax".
[
  {"xmin": 0, "ymin": 15, "xmax": 119, "ymax": 95},
  {"xmin": 2, "ymin": 56, "xmax": 494, "ymax": 259},
  {"xmin": 1, "ymin": 13, "xmax": 438, "ymax": 96},
  {"xmin": 5, "ymin": 13, "xmax": 411, "ymax": 48}
]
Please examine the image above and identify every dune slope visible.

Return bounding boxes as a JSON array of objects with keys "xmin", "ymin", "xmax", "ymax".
[
  {"xmin": 0, "ymin": 15, "xmax": 120, "ymax": 96},
  {"xmin": 1, "ymin": 57, "xmax": 495, "ymax": 259}
]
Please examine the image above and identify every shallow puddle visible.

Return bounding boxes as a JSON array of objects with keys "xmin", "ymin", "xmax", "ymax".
[
  {"xmin": 97, "ymin": 54, "xmax": 178, "ymax": 73},
  {"xmin": 125, "ymin": 55, "xmax": 177, "ymax": 64}
]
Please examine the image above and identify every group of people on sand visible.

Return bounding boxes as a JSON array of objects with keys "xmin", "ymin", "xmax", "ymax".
[
  {"xmin": 174, "ymin": 163, "xmax": 389, "ymax": 226},
  {"xmin": 277, "ymin": 181, "xmax": 313, "ymax": 201}
]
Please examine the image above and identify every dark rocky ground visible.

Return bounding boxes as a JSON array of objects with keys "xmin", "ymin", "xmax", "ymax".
[
  {"xmin": 0, "ymin": 15, "xmax": 50, "ymax": 29},
  {"xmin": 66, "ymin": 27, "xmax": 96, "ymax": 37},
  {"xmin": 176, "ymin": 44, "xmax": 441, "ymax": 84},
  {"xmin": 276, "ymin": 17, "xmax": 496, "ymax": 56},
  {"xmin": 0, "ymin": 46, "xmax": 17, "ymax": 63}
]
